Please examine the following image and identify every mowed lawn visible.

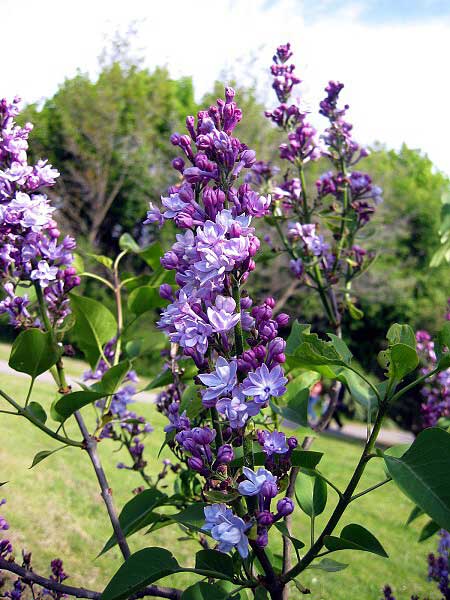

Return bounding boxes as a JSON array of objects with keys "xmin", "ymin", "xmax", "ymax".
[{"xmin": 0, "ymin": 351, "xmax": 441, "ymax": 600}]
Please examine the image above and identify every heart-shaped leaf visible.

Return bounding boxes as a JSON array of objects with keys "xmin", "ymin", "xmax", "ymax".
[{"xmin": 9, "ymin": 329, "xmax": 61, "ymax": 379}]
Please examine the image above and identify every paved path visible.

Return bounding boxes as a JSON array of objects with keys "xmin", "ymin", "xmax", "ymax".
[
  {"xmin": 0, "ymin": 359, "xmax": 157, "ymax": 404},
  {"xmin": 0, "ymin": 359, "xmax": 413, "ymax": 447}
]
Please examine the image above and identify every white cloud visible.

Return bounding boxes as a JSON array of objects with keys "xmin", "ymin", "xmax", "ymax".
[{"xmin": 2, "ymin": 0, "xmax": 450, "ymax": 173}]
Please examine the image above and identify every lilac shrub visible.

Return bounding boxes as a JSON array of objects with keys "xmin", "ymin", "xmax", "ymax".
[
  {"xmin": 254, "ymin": 43, "xmax": 382, "ymax": 328},
  {"xmin": 0, "ymin": 97, "xmax": 80, "ymax": 330},
  {"xmin": 0, "ymin": 48, "xmax": 450, "ymax": 600}
]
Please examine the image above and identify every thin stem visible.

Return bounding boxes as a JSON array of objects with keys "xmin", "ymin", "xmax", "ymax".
[
  {"xmin": 24, "ymin": 378, "xmax": 35, "ymax": 408},
  {"xmin": 113, "ymin": 260, "xmax": 124, "ymax": 366},
  {"xmin": 0, "ymin": 388, "xmax": 83, "ymax": 447},
  {"xmin": 231, "ymin": 281, "xmax": 244, "ymax": 356},
  {"xmin": 0, "ymin": 557, "xmax": 182, "ymax": 600},
  {"xmin": 283, "ymin": 398, "xmax": 389, "ymax": 582},
  {"xmin": 350, "ymin": 477, "xmax": 392, "ymax": 502},
  {"xmin": 210, "ymin": 407, "xmax": 224, "ymax": 447},
  {"xmin": 74, "ymin": 410, "xmax": 131, "ymax": 561},
  {"xmin": 390, "ymin": 367, "xmax": 439, "ymax": 405},
  {"xmin": 81, "ymin": 272, "xmax": 115, "ymax": 290}
]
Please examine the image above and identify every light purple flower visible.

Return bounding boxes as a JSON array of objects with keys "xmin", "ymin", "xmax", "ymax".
[
  {"xmin": 203, "ymin": 504, "xmax": 249, "ymax": 558},
  {"xmin": 238, "ymin": 467, "xmax": 277, "ymax": 496},
  {"xmin": 242, "ymin": 363, "xmax": 287, "ymax": 404},
  {"xmin": 144, "ymin": 202, "xmax": 164, "ymax": 228},
  {"xmin": 198, "ymin": 357, "xmax": 237, "ymax": 406},
  {"xmin": 207, "ymin": 295, "xmax": 240, "ymax": 333},
  {"xmin": 216, "ymin": 387, "xmax": 260, "ymax": 428},
  {"xmin": 258, "ymin": 430, "xmax": 289, "ymax": 456},
  {"xmin": 30, "ymin": 260, "xmax": 58, "ymax": 288}
]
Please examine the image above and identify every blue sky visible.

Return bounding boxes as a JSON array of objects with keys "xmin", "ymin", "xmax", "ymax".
[
  {"xmin": 302, "ymin": 0, "xmax": 450, "ymax": 23},
  {"xmin": 2, "ymin": 0, "xmax": 450, "ymax": 174}
]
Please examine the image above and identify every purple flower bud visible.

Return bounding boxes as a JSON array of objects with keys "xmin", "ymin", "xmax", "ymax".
[
  {"xmin": 261, "ymin": 480, "xmax": 278, "ymax": 499},
  {"xmin": 159, "ymin": 284, "xmax": 173, "ymax": 301},
  {"xmin": 256, "ymin": 529, "xmax": 269, "ymax": 548},
  {"xmin": 287, "ymin": 436, "xmax": 298, "ymax": 450},
  {"xmin": 257, "ymin": 510, "xmax": 274, "ymax": 526},
  {"xmin": 188, "ymin": 456, "xmax": 205, "ymax": 472},
  {"xmin": 217, "ymin": 444, "xmax": 234, "ymax": 463},
  {"xmin": 170, "ymin": 133, "xmax": 181, "ymax": 146},
  {"xmin": 192, "ymin": 426, "xmax": 216, "ymax": 445},
  {"xmin": 275, "ymin": 313, "xmax": 289, "ymax": 327},
  {"xmin": 276, "ymin": 497, "xmax": 294, "ymax": 517},
  {"xmin": 172, "ymin": 157, "xmax": 185, "ymax": 172}
]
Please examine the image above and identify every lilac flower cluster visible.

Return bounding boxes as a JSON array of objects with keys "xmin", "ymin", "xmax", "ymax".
[
  {"xmin": 0, "ymin": 97, "xmax": 79, "ymax": 328},
  {"xmin": 83, "ymin": 338, "xmax": 153, "ymax": 473},
  {"xmin": 256, "ymin": 44, "xmax": 381, "ymax": 312},
  {"xmin": 0, "ymin": 500, "xmax": 69, "ymax": 600},
  {"xmin": 416, "ymin": 303, "xmax": 450, "ymax": 429},
  {"xmin": 428, "ymin": 530, "xmax": 450, "ymax": 599},
  {"xmin": 145, "ymin": 88, "xmax": 296, "ymax": 558}
]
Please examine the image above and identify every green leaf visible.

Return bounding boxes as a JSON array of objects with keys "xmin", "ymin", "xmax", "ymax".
[
  {"xmin": 295, "ymin": 471, "xmax": 327, "ymax": 518},
  {"xmin": 179, "ymin": 385, "xmax": 204, "ymax": 419},
  {"xmin": 70, "ymin": 295, "xmax": 117, "ymax": 368},
  {"xmin": 335, "ymin": 368, "xmax": 378, "ymax": 410},
  {"xmin": 72, "ymin": 253, "xmax": 85, "ymax": 274},
  {"xmin": 285, "ymin": 322, "xmax": 311, "ymax": 355},
  {"xmin": 384, "ymin": 427, "xmax": 450, "ymax": 530},
  {"xmin": 181, "ymin": 583, "xmax": 229, "ymax": 600},
  {"xmin": 406, "ymin": 505, "xmax": 424, "ymax": 525},
  {"xmin": 128, "ymin": 285, "xmax": 166, "ymax": 316},
  {"xmin": 308, "ymin": 558, "xmax": 348, "ymax": 572},
  {"xmin": 143, "ymin": 361, "xmax": 198, "ymax": 391},
  {"xmin": 324, "ymin": 524, "xmax": 388, "ymax": 558},
  {"xmin": 418, "ymin": 519, "xmax": 440, "ymax": 542},
  {"xmin": 272, "ymin": 384, "xmax": 309, "ymax": 427},
  {"xmin": 52, "ymin": 390, "xmax": 105, "ymax": 422},
  {"xmin": 171, "ymin": 503, "xmax": 208, "ymax": 532},
  {"xmin": 27, "ymin": 401, "xmax": 47, "ymax": 424},
  {"xmin": 93, "ymin": 360, "xmax": 131, "ymax": 395},
  {"xmin": 195, "ymin": 549, "xmax": 234, "ymax": 580},
  {"xmin": 30, "ymin": 446, "xmax": 67, "ymax": 469},
  {"xmin": 389, "ymin": 343, "xmax": 419, "ymax": 380},
  {"xmin": 290, "ymin": 449, "xmax": 323, "ymax": 469},
  {"xmin": 101, "ymin": 547, "xmax": 179, "ymax": 600},
  {"xmin": 100, "ymin": 488, "xmax": 167, "ymax": 555},
  {"xmin": 119, "ymin": 233, "xmax": 139, "ymax": 253},
  {"xmin": 274, "ymin": 522, "xmax": 305, "ymax": 551},
  {"xmin": 9, "ymin": 329, "xmax": 61, "ymax": 378},
  {"xmin": 386, "ymin": 324, "xmax": 416, "ymax": 349},
  {"xmin": 86, "ymin": 253, "xmax": 113, "ymax": 270},
  {"xmin": 139, "ymin": 242, "xmax": 163, "ymax": 270},
  {"xmin": 435, "ymin": 322, "xmax": 450, "ymax": 368}
]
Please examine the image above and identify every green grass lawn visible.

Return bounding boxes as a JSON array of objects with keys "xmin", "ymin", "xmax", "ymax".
[{"xmin": 0, "ymin": 356, "xmax": 441, "ymax": 600}]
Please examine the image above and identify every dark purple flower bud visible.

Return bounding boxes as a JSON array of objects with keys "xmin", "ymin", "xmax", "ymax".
[
  {"xmin": 265, "ymin": 297, "xmax": 276, "ymax": 309},
  {"xmin": 225, "ymin": 87, "xmax": 235, "ymax": 103},
  {"xmin": 240, "ymin": 296, "xmax": 252, "ymax": 310},
  {"xmin": 261, "ymin": 480, "xmax": 278, "ymax": 499},
  {"xmin": 161, "ymin": 251, "xmax": 178, "ymax": 270},
  {"xmin": 170, "ymin": 133, "xmax": 181, "ymax": 146},
  {"xmin": 241, "ymin": 149, "xmax": 256, "ymax": 167},
  {"xmin": 275, "ymin": 313, "xmax": 290, "ymax": 327},
  {"xmin": 159, "ymin": 284, "xmax": 173, "ymax": 301},
  {"xmin": 253, "ymin": 345, "xmax": 266, "ymax": 360},
  {"xmin": 276, "ymin": 497, "xmax": 294, "ymax": 517},
  {"xmin": 188, "ymin": 456, "xmax": 204, "ymax": 472},
  {"xmin": 288, "ymin": 437, "xmax": 298, "ymax": 450},
  {"xmin": 192, "ymin": 426, "xmax": 216, "ymax": 445},
  {"xmin": 217, "ymin": 444, "xmax": 234, "ymax": 463},
  {"xmin": 172, "ymin": 157, "xmax": 185, "ymax": 172},
  {"xmin": 257, "ymin": 510, "xmax": 274, "ymax": 526},
  {"xmin": 256, "ymin": 529, "xmax": 269, "ymax": 548}
]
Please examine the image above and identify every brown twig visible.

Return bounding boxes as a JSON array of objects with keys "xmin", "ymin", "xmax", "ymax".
[{"xmin": 0, "ymin": 557, "xmax": 182, "ymax": 600}]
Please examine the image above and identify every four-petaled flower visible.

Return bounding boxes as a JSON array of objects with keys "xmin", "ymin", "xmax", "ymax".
[
  {"xmin": 198, "ymin": 357, "xmax": 238, "ymax": 406},
  {"xmin": 203, "ymin": 504, "xmax": 250, "ymax": 558},
  {"xmin": 238, "ymin": 467, "xmax": 277, "ymax": 497},
  {"xmin": 242, "ymin": 363, "xmax": 287, "ymax": 404},
  {"xmin": 30, "ymin": 260, "xmax": 58, "ymax": 288},
  {"xmin": 258, "ymin": 430, "xmax": 289, "ymax": 456}
]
